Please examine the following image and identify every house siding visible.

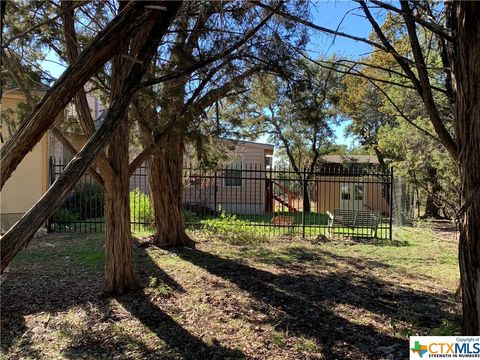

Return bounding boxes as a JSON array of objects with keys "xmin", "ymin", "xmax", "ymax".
[
  {"xmin": 316, "ymin": 176, "xmax": 389, "ymax": 214},
  {"xmin": 183, "ymin": 143, "xmax": 274, "ymax": 214},
  {"xmin": 0, "ymin": 92, "xmax": 50, "ymax": 230}
]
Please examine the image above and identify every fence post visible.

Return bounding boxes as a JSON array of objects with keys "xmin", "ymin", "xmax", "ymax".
[
  {"xmin": 389, "ymin": 167, "xmax": 394, "ymax": 241},
  {"xmin": 47, "ymin": 157, "xmax": 54, "ymax": 232},
  {"xmin": 214, "ymin": 170, "xmax": 218, "ymax": 214},
  {"xmin": 302, "ymin": 167, "xmax": 306, "ymax": 238}
]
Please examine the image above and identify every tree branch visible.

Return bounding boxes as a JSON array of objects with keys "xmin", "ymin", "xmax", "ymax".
[
  {"xmin": 399, "ymin": 1, "xmax": 458, "ymax": 160},
  {"xmin": 49, "ymin": 127, "xmax": 104, "ymax": 187},
  {"xmin": 61, "ymin": 0, "xmax": 113, "ymax": 177},
  {"xmin": 139, "ymin": 4, "xmax": 277, "ymax": 88},
  {"xmin": 369, "ymin": 0, "xmax": 454, "ymax": 42},
  {"xmin": 1, "ymin": 1, "xmax": 152, "ymax": 188}
]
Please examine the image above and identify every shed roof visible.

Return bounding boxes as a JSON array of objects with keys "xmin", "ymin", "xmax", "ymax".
[{"xmin": 321, "ymin": 154, "xmax": 379, "ymax": 164}]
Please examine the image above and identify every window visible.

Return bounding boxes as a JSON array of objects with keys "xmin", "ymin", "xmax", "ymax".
[
  {"xmin": 265, "ymin": 155, "xmax": 273, "ymax": 169},
  {"xmin": 354, "ymin": 185, "xmax": 364, "ymax": 200},
  {"xmin": 224, "ymin": 156, "xmax": 243, "ymax": 187},
  {"xmin": 341, "ymin": 184, "xmax": 350, "ymax": 200}
]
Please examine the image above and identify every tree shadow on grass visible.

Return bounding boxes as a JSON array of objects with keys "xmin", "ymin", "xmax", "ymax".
[
  {"xmin": 61, "ymin": 288, "xmax": 246, "ymax": 360},
  {"xmin": 175, "ymin": 247, "xmax": 455, "ymax": 360},
  {"xmin": 1, "ymin": 243, "xmax": 245, "ymax": 360},
  {"xmin": 284, "ymin": 247, "xmax": 393, "ymax": 270}
]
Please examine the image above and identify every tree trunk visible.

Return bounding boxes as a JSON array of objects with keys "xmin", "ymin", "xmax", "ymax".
[
  {"xmin": 148, "ymin": 134, "xmax": 195, "ymax": 248},
  {"xmin": 0, "ymin": 2, "xmax": 182, "ymax": 273},
  {"xmin": 422, "ymin": 166, "xmax": 443, "ymax": 219},
  {"xmin": 102, "ymin": 12, "xmax": 137, "ymax": 294},
  {"xmin": 303, "ymin": 190, "xmax": 311, "ymax": 213},
  {"xmin": 449, "ymin": 1, "xmax": 480, "ymax": 335},
  {"xmin": 423, "ymin": 192, "xmax": 442, "ymax": 218},
  {"xmin": 104, "ymin": 145, "xmax": 137, "ymax": 294}
]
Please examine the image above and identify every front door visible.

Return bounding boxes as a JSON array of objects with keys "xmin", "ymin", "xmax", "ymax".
[{"xmin": 340, "ymin": 183, "xmax": 365, "ymax": 210}]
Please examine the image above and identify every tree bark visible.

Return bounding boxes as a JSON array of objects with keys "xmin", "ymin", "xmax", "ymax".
[
  {"xmin": 148, "ymin": 134, "xmax": 195, "ymax": 248},
  {"xmin": 102, "ymin": 115, "xmax": 137, "ymax": 293},
  {"xmin": 0, "ymin": 1, "xmax": 149, "ymax": 189},
  {"xmin": 0, "ymin": 1, "xmax": 182, "ymax": 273},
  {"xmin": 422, "ymin": 167, "xmax": 443, "ymax": 219},
  {"xmin": 448, "ymin": 1, "xmax": 480, "ymax": 335},
  {"xmin": 0, "ymin": 0, "xmax": 7, "ymax": 100},
  {"xmin": 303, "ymin": 190, "xmax": 311, "ymax": 213},
  {"xmin": 102, "ymin": 1, "xmax": 138, "ymax": 294}
]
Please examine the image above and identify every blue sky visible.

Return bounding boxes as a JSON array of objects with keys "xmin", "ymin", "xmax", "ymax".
[
  {"xmin": 308, "ymin": 1, "xmax": 372, "ymax": 146},
  {"xmin": 41, "ymin": 1, "xmax": 374, "ymax": 147}
]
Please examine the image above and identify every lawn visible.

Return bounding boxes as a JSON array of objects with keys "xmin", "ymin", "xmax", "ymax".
[
  {"xmin": 1, "ymin": 222, "xmax": 459, "ymax": 359},
  {"xmin": 51, "ymin": 210, "xmax": 392, "ymax": 240}
]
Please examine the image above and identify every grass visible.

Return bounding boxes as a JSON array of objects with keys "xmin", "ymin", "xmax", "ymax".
[
  {"xmin": 52, "ymin": 210, "xmax": 393, "ymax": 241},
  {"xmin": 1, "ymin": 222, "xmax": 460, "ymax": 359}
]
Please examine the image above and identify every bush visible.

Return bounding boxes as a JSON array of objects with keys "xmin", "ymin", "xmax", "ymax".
[
  {"xmin": 130, "ymin": 188, "xmax": 154, "ymax": 224},
  {"xmin": 54, "ymin": 208, "xmax": 80, "ymax": 223},
  {"xmin": 200, "ymin": 212, "xmax": 268, "ymax": 245},
  {"xmin": 61, "ymin": 182, "xmax": 104, "ymax": 220},
  {"xmin": 52, "ymin": 209, "xmax": 80, "ymax": 231},
  {"xmin": 183, "ymin": 209, "xmax": 198, "ymax": 223}
]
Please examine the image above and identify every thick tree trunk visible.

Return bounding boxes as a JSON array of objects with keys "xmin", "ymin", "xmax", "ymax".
[
  {"xmin": 449, "ymin": 1, "xmax": 480, "ymax": 335},
  {"xmin": 0, "ymin": 2, "xmax": 150, "ymax": 189},
  {"xmin": 102, "ymin": 12, "xmax": 137, "ymax": 293},
  {"xmin": 148, "ymin": 134, "xmax": 194, "ymax": 248},
  {"xmin": 422, "ymin": 167, "xmax": 443, "ymax": 218},
  {"xmin": 423, "ymin": 193, "xmax": 442, "ymax": 218},
  {"xmin": 0, "ymin": 2, "xmax": 182, "ymax": 273},
  {"xmin": 104, "ymin": 148, "xmax": 137, "ymax": 294},
  {"xmin": 458, "ymin": 155, "xmax": 480, "ymax": 335}
]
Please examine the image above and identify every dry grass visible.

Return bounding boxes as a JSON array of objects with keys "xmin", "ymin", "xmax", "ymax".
[{"xmin": 1, "ymin": 222, "xmax": 459, "ymax": 359}]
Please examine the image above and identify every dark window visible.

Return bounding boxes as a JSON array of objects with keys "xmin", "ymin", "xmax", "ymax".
[
  {"xmin": 225, "ymin": 156, "xmax": 242, "ymax": 187},
  {"xmin": 341, "ymin": 184, "xmax": 350, "ymax": 200}
]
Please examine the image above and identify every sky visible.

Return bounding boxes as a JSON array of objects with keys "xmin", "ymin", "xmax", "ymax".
[
  {"xmin": 41, "ymin": 1, "xmax": 374, "ymax": 147},
  {"xmin": 307, "ymin": 1, "xmax": 373, "ymax": 147}
]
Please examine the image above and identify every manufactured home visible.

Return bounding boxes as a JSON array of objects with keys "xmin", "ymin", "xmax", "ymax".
[{"xmin": 183, "ymin": 140, "xmax": 274, "ymax": 215}]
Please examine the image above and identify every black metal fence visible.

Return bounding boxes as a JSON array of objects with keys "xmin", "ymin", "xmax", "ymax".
[{"xmin": 49, "ymin": 158, "xmax": 395, "ymax": 239}]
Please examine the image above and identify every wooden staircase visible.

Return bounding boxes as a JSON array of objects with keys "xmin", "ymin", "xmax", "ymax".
[
  {"xmin": 272, "ymin": 193, "xmax": 297, "ymax": 212},
  {"xmin": 270, "ymin": 180, "xmax": 297, "ymax": 212}
]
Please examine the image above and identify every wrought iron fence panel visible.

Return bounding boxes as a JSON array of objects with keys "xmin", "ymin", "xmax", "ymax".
[{"xmin": 49, "ymin": 157, "xmax": 395, "ymax": 239}]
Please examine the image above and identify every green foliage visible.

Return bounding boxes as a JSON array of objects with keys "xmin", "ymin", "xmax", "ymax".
[
  {"xmin": 200, "ymin": 213, "xmax": 268, "ymax": 245},
  {"xmin": 432, "ymin": 318, "xmax": 460, "ymax": 336},
  {"xmin": 54, "ymin": 209, "xmax": 80, "ymax": 223},
  {"xmin": 183, "ymin": 209, "xmax": 198, "ymax": 223},
  {"xmin": 64, "ymin": 182, "xmax": 105, "ymax": 220},
  {"xmin": 221, "ymin": 57, "xmax": 343, "ymax": 175},
  {"xmin": 130, "ymin": 189, "xmax": 154, "ymax": 224},
  {"xmin": 378, "ymin": 119, "xmax": 459, "ymax": 215}
]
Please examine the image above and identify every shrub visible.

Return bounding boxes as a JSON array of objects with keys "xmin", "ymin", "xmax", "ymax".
[
  {"xmin": 61, "ymin": 182, "xmax": 104, "ymax": 220},
  {"xmin": 52, "ymin": 209, "xmax": 80, "ymax": 231},
  {"xmin": 183, "ymin": 209, "xmax": 198, "ymax": 223},
  {"xmin": 130, "ymin": 188, "xmax": 154, "ymax": 224},
  {"xmin": 54, "ymin": 208, "xmax": 80, "ymax": 223},
  {"xmin": 200, "ymin": 212, "xmax": 268, "ymax": 245}
]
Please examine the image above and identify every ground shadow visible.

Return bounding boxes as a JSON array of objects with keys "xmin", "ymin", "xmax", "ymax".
[
  {"xmin": 175, "ymin": 247, "xmax": 455, "ymax": 360},
  {"xmin": 1, "ymin": 241, "xmax": 245, "ymax": 359}
]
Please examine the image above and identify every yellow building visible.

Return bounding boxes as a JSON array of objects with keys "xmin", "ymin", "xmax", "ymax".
[
  {"xmin": 1, "ymin": 87, "xmax": 103, "ymax": 230},
  {"xmin": 1, "ymin": 89, "xmax": 50, "ymax": 230}
]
